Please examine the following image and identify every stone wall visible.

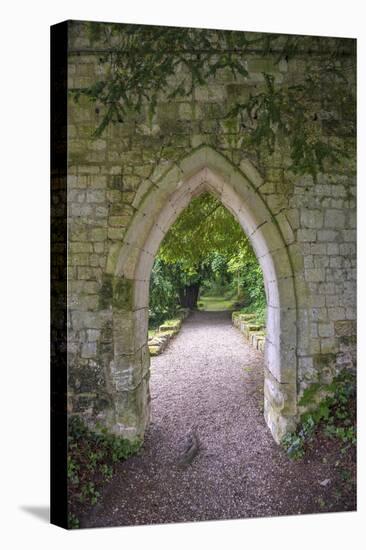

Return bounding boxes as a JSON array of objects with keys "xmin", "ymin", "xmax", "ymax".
[
  {"xmin": 232, "ymin": 312, "xmax": 266, "ymax": 353},
  {"xmin": 65, "ymin": 21, "xmax": 356, "ymax": 443}
]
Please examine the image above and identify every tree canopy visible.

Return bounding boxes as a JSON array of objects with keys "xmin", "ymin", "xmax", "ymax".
[
  {"xmin": 149, "ymin": 192, "xmax": 265, "ymax": 326},
  {"xmin": 158, "ymin": 192, "xmax": 249, "ymax": 269}
]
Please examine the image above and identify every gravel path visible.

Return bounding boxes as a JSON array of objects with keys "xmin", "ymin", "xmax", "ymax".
[{"xmin": 82, "ymin": 310, "xmax": 354, "ymax": 528}]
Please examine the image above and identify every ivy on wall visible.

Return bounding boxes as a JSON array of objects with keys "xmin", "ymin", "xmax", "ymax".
[{"xmin": 71, "ymin": 22, "xmax": 356, "ymax": 178}]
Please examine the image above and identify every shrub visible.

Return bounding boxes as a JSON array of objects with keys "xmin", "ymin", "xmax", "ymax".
[
  {"xmin": 282, "ymin": 370, "xmax": 356, "ymax": 460},
  {"xmin": 67, "ymin": 417, "xmax": 141, "ymax": 528}
]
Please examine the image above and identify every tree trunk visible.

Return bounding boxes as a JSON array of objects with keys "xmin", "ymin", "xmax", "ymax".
[{"xmin": 179, "ymin": 282, "xmax": 200, "ymax": 309}]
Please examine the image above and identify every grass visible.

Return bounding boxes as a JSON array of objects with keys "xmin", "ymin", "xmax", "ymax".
[{"xmin": 198, "ymin": 295, "xmax": 237, "ymax": 311}]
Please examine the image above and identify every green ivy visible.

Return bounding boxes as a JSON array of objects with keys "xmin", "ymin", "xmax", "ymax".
[
  {"xmin": 67, "ymin": 417, "xmax": 141, "ymax": 527},
  {"xmin": 71, "ymin": 23, "xmax": 355, "ymax": 178},
  {"xmin": 282, "ymin": 370, "xmax": 356, "ymax": 460},
  {"xmin": 68, "ymin": 512, "xmax": 80, "ymax": 529},
  {"xmin": 228, "ymin": 71, "xmax": 354, "ymax": 179}
]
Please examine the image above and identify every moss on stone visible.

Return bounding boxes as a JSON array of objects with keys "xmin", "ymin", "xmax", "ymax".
[
  {"xmin": 313, "ymin": 353, "xmax": 337, "ymax": 369},
  {"xmin": 98, "ymin": 273, "xmax": 113, "ymax": 309},
  {"xmin": 98, "ymin": 274, "xmax": 134, "ymax": 310},
  {"xmin": 94, "ymin": 395, "xmax": 113, "ymax": 414},
  {"xmin": 100, "ymin": 319, "xmax": 113, "ymax": 342},
  {"xmin": 239, "ymin": 313, "xmax": 256, "ymax": 320},
  {"xmin": 338, "ymin": 335, "xmax": 357, "ymax": 346},
  {"xmin": 148, "ymin": 345, "xmax": 160, "ymax": 356},
  {"xmin": 112, "ymin": 277, "xmax": 133, "ymax": 310},
  {"xmin": 298, "ymin": 383, "xmax": 322, "ymax": 407},
  {"xmin": 159, "ymin": 319, "xmax": 181, "ymax": 332}
]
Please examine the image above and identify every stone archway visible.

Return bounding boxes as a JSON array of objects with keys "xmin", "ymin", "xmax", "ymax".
[{"xmin": 109, "ymin": 146, "xmax": 298, "ymax": 443}]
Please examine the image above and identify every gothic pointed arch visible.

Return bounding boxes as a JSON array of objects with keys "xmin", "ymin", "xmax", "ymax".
[{"xmin": 107, "ymin": 146, "xmax": 298, "ymax": 442}]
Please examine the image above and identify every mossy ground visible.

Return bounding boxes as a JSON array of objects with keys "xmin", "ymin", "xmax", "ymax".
[{"xmin": 198, "ymin": 295, "xmax": 237, "ymax": 311}]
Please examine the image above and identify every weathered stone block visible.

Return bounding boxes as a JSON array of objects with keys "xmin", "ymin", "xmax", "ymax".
[
  {"xmin": 297, "ymin": 229, "xmax": 316, "ymax": 242},
  {"xmin": 195, "ymin": 85, "xmax": 226, "ymax": 102},
  {"xmin": 90, "ymin": 227, "xmax": 107, "ymax": 241},
  {"xmin": 305, "ymin": 268, "xmax": 324, "ymax": 282},
  {"xmin": 334, "ymin": 320, "xmax": 356, "ymax": 337},
  {"xmin": 113, "ymin": 277, "xmax": 133, "ymax": 310},
  {"xmin": 318, "ymin": 323, "xmax": 334, "ymax": 338},
  {"xmin": 328, "ymin": 307, "xmax": 346, "ymax": 321},
  {"xmin": 325, "ymin": 294, "xmax": 340, "ymax": 307},
  {"xmin": 86, "ymin": 190, "xmax": 105, "ymax": 203},
  {"xmin": 108, "ymin": 227, "xmax": 126, "ymax": 240},
  {"xmin": 310, "ymin": 308, "xmax": 328, "ymax": 322},
  {"xmin": 309, "ymin": 243, "xmax": 326, "ymax": 255},
  {"xmin": 70, "ymin": 241, "xmax": 93, "ymax": 254},
  {"xmin": 109, "ymin": 215, "xmax": 131, "ymax": 227},
  {"xmin": 340, "ymin": 243, "xmax": 356, "ymax": 256},
  {"xmin": 313, "ymin": 255, "xmax": 329, "ymax": 268},
  {"xmin": 81, "ymin": 342, "xmax": 97, "ymax": 358},
  {"xmin": 301, "ymin": 209, "xmax": 323, "ymax": 228},
  {"xmin": 70, "ymin": 204, "xmax": 93, "ymax": 217},
  {"xmin": 89, "ymin": 175, "xmax": 107, "ymax": 188},
  {"xmin": 317, "ymin": 229, "xmax": 339, "ymax": 242},
  {"xmin": 275, "ymin": 212, "xmax": 295, "ymax": 245},
  {"xmin": 324, "ymin": 209, "xmax": 346, "ymax": 229},
  {"xmin": 320, "ymin": 337, "xmax": 338, "ymax": 354}
]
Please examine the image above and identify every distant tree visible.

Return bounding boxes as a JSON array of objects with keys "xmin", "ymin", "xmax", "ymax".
[{"xmin": 153, "ymin": 192, "xmax": 259, "ymax": 310}]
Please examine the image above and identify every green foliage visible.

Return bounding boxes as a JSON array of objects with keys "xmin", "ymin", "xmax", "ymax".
[
  {"xmin": 228, "ymin": 245, "xmax": 266, "ymax": 315},
  {"xmin": 74, "ymin": 23, "xmax": 252, "ymax": 135},
  {"xmin": 99, "ymin": 463, "xmax": 113, "ymax": 481},
  {"xmin": 68, "ymin": 512, "xmax": 80, "ymax": 529},
  {"xmin": 297, "ymin": 383, "xmax": 322, "ymax": 407},
  {"xmin": 67, "ymin": 455, "xmax": 79, "ymax": 485},
  {"xmin": 149, "ymin": 258, "xmax": 180, "ymax": 327},
  {"xmin": 149, "ymin": 193, "xmax": 265, "ymax": 324},
  {"xmin": 282, "ymin": 416, "xmax": 316, "ymax": 459},
  {"xmin": 149, "ymin": 193, "xmax": 266, "ymax": 324},
  {"xmin": 200, "ymin": 252, "xmax": 234, "ymax": 297},
  {"xmin": 228, "ymin": 67, "xmax": 354, "ymax": 178},
  {"xmin": 282, "ymin": 370, "xmax": 356, "ymax": 460},
  {"xmin": 80, "ymin": 481, "xmax": 100, "ymax": 505},
  {"xmin": 67, "ymin": 417, "xmax": 141, "ymax": 522},
  {"xmin": 152, "ymin": 193, "xmax": 243, "ymax": 318},
  {"xmin": 239, "ymin": 305, "xmax": 266, "ymax": 327},
  {"xmin": 159, "ymin": 193, "xmax": 248, "ymax": 266}
]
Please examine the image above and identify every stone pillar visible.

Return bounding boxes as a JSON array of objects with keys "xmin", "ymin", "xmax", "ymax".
[{"xmin": 108, "ymin": 279, "xmax": 151, "ymax": 439}]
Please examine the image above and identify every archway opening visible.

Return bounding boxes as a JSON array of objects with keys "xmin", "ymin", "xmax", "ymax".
[
  {"xmin": 113, "ymin": 147, "xmax": 298, "ymax": 443},
  {"xmin": 148, "ymin": 190, "xmax": 266, "ymax": 332},
  {"xmin": 146, "ymin": 191, "xmax": 268, "ymax": 448}
]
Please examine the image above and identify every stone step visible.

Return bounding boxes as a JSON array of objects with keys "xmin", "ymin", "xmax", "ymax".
[
  {"xmin": 148, "ymin": 315, "xmax": 187, "ymax": 356},
  {"xmin": 159, "ymin": 319, "xmax": 182, "ymax": 332},
  {"xmin": 232, "ymin": 310, "xmax": 266, "ymax": 355}
]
